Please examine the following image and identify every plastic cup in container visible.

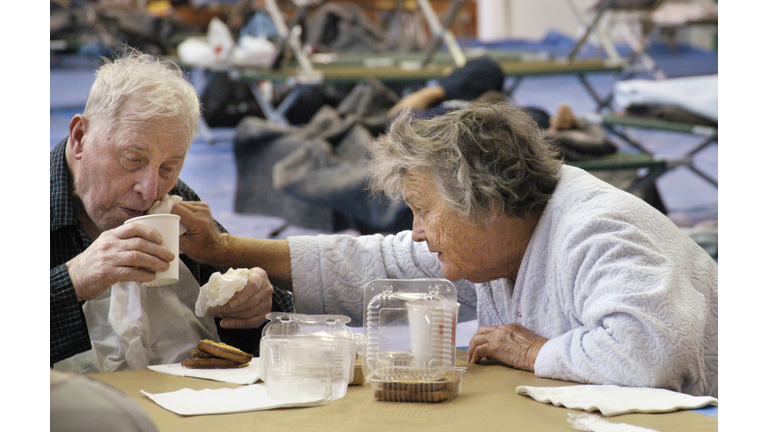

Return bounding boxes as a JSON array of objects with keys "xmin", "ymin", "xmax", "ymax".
[
  {"xmin": 451, "ymin": 303, "xmax": 459, "ymax": 346},
  {"xmin": 406, "ymin": 299, "xmax": 444, "ymax": 362},
  {"xmin": 124, "ymin": 214, "xmax": 180, "ymax": 286}
]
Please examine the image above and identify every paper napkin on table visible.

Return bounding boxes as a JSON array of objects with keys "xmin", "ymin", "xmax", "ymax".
[
  {"xmin": 567, "ymin": 413, "xmax": 659, "ymax": 432},
  {"xmin": 141, "ymin": 384, "xmax": 326, "ymax": 416},
  {"xmin": 148, "ymin": 359, "xmax": 260, "ymax": 385},
  {"xmin": 516, "ymin": 385, "xmax": 717, "ymax": 417}
]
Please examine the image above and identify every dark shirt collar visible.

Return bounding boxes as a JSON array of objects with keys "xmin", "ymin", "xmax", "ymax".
[{"xmin": 50, "ymin": 138, "xmax": 79, "ymax": 232}]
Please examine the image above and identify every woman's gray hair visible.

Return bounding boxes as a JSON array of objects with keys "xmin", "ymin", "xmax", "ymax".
[
  {"xmin": 368, "ymin": 103, "xmax": 563, "ymax": 224},
  {"xmin": 83, "ymin": 47, "xmax": 200, "ymax": 139}
]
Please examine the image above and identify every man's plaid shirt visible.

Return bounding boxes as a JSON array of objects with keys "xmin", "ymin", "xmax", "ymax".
[{"xmin": 50, "ymin": 138, "xmax": 293, "ymax": 365}]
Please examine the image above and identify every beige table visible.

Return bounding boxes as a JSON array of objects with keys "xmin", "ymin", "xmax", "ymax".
[{"xmin": 88, "ymin": 351, "xmax": 716, "ymax": 432}]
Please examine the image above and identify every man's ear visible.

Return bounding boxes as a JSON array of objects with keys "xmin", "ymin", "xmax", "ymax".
[{"xmin": 69, "ymin": 114, "xmax": 87, "ymax": 159}]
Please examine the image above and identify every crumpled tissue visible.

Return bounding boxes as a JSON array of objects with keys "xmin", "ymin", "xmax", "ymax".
[
  {"xmin": 195, "ymin": 268, "xmax": 250, "ymax": 317},
  {"xmin": 515, "ymin": 384, "xmax": 717, "ymax": 417},
  {"xmin": 147, "ymin": 194, "xmax": 188, "ymax": 234}
]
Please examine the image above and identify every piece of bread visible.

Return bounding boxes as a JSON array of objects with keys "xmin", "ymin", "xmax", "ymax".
[{"xmin": 197, "ymin": 339, "xmax": 253, "ymax": 364}]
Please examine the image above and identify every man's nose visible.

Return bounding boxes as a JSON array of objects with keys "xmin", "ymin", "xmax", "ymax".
[{"xmin": 134, "ymin": 168, "xmax": 160, "ymax": 202}]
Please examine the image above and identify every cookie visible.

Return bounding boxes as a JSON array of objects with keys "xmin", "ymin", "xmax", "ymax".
[
  {"xmin": 181, "ymin": 357, "xmax": 248, "ymax": 369},
  {"xmin": 188, "ymin": 348, "xmax": 214, "ymax": 358},
  {"xmin": 197, "ymin": 339, "xmax": 253, "ymax": 364},
  {"xmin": 350, "ymin": 362, "xmax": 365, "ymax": 386}
]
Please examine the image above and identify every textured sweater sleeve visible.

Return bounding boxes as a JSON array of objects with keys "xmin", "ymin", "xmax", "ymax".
[
  {"xmin": 287, "ymin": 231, "xmax": 442, "ymax": 326},
  {"xmin": 533, "ymin": 216, "xmax": 715, "ymax": 395}
]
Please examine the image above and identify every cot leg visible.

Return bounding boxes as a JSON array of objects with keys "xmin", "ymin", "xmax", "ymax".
[
  {"xmin": 419, "ymin": 0, "xmax": 468, "ymax": 68},
  {"xmin": 567, "ymin": 4, "xmax": 610, "ymax": 60},
  {"xmin": 686, "ymin": 136, "xmax": 717, "ymax": 157},
  {"xmin": 415, "ymin": 0, "xmax": 466, "ymax": 67},
  {"xmin": 576, "ymin": 73, "xmax": 613, "ymax": 112},
  {"xmin": 602, "ymin": 125, "xmax": 650, "ymax": 154},
  {"xmin": 249, "ymin": 83, "xmax": 308, "ymax": 125},
  {"xmin": 503, "ymin": 76, "xmax": 523, "ymax": 105}
]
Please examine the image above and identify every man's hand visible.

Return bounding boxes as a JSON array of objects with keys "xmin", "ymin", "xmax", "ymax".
[
  {"xmin": 67, "ymin": 224, "xmax": 175, "ymax": 301},
  {"xmin": 466, "ymin": 323, "xmax": 549, "ymax": 372},
  {"xmin": 173, "ymin": 201, "xmax": 226, "ymax": 266},
  {"xmin": 207, "ymin": 267, "xmax": 274, "ymax": 329}
]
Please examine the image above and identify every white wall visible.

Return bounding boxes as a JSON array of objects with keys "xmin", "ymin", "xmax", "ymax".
[
  {"xmin": 476, "ymin": 0, "xmax": 717, "ymax": 50},
  {"xmin": 477, "ymin": 0, "xmax": 595, "ymax": 42}
]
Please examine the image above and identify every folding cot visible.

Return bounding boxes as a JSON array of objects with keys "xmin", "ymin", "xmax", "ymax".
[
  {"xmin": 583, "ymin": 112, "xmax": 717, "ymax": 188},
  {"xmin": 190, "ymin": 52, "xmax": 627, "ymax": 131},
  {"xmin": 566, "ymin": 0, "xmax": 718, "ymax": 80},
  {"xmin": 185, "ymin": 0, "xmax": 630, "ymax": 131}
]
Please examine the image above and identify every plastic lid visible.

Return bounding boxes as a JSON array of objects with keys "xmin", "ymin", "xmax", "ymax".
[{"xmin": 262, "ymin": 312, "xmax": 355, "ymax": 340}]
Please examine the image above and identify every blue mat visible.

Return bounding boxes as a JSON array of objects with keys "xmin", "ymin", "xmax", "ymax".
[{"xmin": 693, "ymin": 405, "xmax": 718, "ymax": 418}]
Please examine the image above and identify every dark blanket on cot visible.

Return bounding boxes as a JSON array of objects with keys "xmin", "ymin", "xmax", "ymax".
[{"xmin": 233, "ymin": 78, "xmax": 662, "ymax": 234}]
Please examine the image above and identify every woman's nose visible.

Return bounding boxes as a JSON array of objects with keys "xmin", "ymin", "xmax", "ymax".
[{"xmin": 411, "ymin": 215, "xmax": 427, "ymax": 242}]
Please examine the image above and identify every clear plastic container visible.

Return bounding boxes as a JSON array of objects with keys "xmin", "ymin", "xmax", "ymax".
[
  {"xmin": 259, "ymin": 313, "xmax": 357, "ymax": 401},
  {"xmin": 363, "ymin": 279, "xmax": 463, "ymax": 402}
]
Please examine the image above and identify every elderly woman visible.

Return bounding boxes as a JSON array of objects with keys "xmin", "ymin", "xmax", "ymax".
[{"xmin": 176, "ymin": 103, "xmax": 718, "ymax": 397}]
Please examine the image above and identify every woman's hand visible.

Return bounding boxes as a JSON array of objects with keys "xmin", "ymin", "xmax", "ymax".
[
  {"xmin": 467, "ymin": 323, "xmax": 549, "ymax": 372},
  {"xmin": 173, "ymin": 201, "xmax": 227, "ymax": 266}
]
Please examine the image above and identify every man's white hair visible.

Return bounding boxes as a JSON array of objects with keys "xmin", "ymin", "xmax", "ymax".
[{"xmin": 83, "ymin": 48, "xmax": 200, "ymax": 139}]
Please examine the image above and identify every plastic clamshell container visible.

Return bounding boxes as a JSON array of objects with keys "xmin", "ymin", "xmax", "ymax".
[
  {"xmin": 370, "ymin": 367, "xmax": 466, "ymax": 403},
  {"xmin": 363, "ymin": 279, "xmax": 463, "ymax": 402},
  {"xmin": 260, "ymin": 313, "xmax": 357, "ymax": 401}
]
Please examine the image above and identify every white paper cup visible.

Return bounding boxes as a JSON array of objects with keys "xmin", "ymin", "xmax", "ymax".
[{"xmin": 124, "ymin": 214, "xmax": 180, "ymax": 286}]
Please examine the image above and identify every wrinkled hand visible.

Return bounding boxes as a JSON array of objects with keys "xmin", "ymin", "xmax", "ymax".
[
  {"xmin": 173, "ymin": 201, "xmax": 225, "ymax": 265},
  {"xmin": 207, "ymin": 268, "xmax": 273, "ymax": 329},
  {"xmin": 467, "ymin": 323, "xmax": 549, "ymax": 372},
  {"xmin": 67, "ymin": 224, "xmax": 175, "ymax": 301}
]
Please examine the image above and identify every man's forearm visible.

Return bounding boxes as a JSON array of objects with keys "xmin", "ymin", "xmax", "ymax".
[{"xmin": 50, "ymin": 265, "xmax": 92, "ymax": 365}]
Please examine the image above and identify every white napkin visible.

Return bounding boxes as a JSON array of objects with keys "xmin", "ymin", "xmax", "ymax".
[
  {"xmin": 148, "ymin": 359, "xmax": 260, "ymax": 385},
  {"xmin": 195, "ymin": 268, "xmax": 250, "ymax": 317},
  {"xmin": 147, "ymin": 194, "xmax": 188, "ymax": 234},
  {"xmin": 516, "ymin": 385, "xmax": 717, "ymax": 417},
  {"xmin": 567, "ymin": 413, "xmax": 659, "ymax": 432},
  {"xmin": 141, "ymin": 384, "xmax": 326, "ymax": 416}
]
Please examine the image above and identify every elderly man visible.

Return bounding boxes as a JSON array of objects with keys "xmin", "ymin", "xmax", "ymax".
[{"xmin": 50, "ymin": 49, "xmax": 292, "ymax": 371}]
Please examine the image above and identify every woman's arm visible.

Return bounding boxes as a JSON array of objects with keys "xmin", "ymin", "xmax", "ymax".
[{"xmin": 173, "ymin": 202, "xmax": 294, "ymax": 290}]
